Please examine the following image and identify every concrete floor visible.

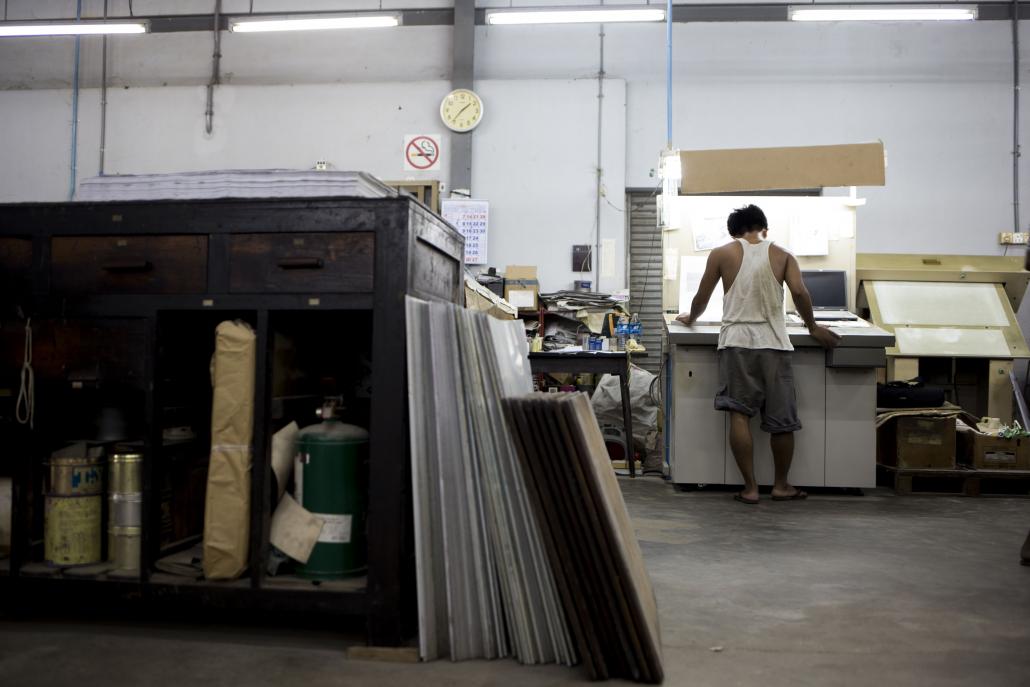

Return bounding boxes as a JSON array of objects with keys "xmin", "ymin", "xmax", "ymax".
[{"xmin": 2, "ymin": 478, "xmax": 1029, "ymax": 686}]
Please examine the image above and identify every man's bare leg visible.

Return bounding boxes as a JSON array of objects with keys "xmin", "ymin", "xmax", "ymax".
[
  {"xmin": 729, "ymin": 412, "xmax": 758, "ymax": 502},
  {"xmin": 771, "ymin": 431, "xmax": 804, "ymax": 498}
]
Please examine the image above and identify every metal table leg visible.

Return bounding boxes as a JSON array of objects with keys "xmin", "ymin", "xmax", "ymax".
[{"xmin": 619, "ymin": 360, "xmax": 635, "ymax": 478}]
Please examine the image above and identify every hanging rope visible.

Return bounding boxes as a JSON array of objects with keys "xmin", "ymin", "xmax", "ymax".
[{"xmin": 16, "ymin": 318, "xmax": 34, "ymax": 429}]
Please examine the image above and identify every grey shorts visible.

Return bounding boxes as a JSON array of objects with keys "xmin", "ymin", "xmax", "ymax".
[{"xmin": 715, "ymin": 347, "xmax": 802, "ymax": 434}]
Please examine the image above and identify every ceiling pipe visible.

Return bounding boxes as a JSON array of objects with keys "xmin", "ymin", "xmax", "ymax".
[
  {"xmin": 1011, "ymin": 0, "xmax": 1021, "ymax": 237},
  {"xmin": 68, "ymin": 0, "xmax": 82, "ymax": 200},
  {"xmin": 204, "ymin": 0, "xmax": 222, "ymax": 135},
  {"xmin": 666, "ymin": 0, "xmax": 673, "ymax": 148},
  {"xmin": 2, "ymin": 4, "xmax": 1027, "ymax": 32},
  {"xmin": 99, "ymin": 0, "xmax": 109, "ymax": 175}
]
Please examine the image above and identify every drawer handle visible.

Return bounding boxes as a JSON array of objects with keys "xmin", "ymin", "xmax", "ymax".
[
  {"xmin": 102, "ymin": 260, "xmax": 153, "ymax": 274},
  {"xmin": 277, "ymin": 257, "xmax": 324, "ymax": 270}
]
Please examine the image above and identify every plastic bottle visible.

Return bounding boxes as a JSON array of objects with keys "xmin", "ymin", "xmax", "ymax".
[
  {"xmin": 617, "ymin": 315, "xmax": 629, "ymax": 351},
  {"xmin": 629, "ymin": 314, "xmax": 642, "ymax": 345}
]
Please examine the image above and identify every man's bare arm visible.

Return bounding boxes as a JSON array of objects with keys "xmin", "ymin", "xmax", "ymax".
[
  {"xmin": 783, "ymin": 252, "xmax": 841, "ymax": 349},
  {"xmin": 675, "ymin": 250, "xmax": 721, "ymax": 326}
]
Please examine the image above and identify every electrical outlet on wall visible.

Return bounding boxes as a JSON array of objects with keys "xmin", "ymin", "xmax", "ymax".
[{"xmin": 999, "ymin": 232, "xmax": 1030, "ymax": 245}]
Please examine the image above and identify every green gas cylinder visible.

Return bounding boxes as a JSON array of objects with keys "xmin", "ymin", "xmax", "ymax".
[{"xmin": 294, "ymin": 406, "xmax": 369, "ymax": 579}]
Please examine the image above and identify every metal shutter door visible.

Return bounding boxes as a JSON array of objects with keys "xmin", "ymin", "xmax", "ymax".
[{"xmin": 627, "ymin": 191, "xmax": 664, "ymax": 375}]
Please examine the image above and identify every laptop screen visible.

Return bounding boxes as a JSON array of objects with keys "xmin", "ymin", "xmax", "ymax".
[{"xmin": 801, "ymin": 270, "xmax": 847, "ymax": 309}]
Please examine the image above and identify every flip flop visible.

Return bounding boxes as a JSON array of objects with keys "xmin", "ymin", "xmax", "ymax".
[
  {"xmin": 771, "ymin": 489, "xmax": 808, "ymax": 501},
  {"xmin": 734, "ymin": 492, "xmax": 759, "ymax": 505}
]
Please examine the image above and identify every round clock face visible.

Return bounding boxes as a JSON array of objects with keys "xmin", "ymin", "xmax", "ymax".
[{"xmin": 440, "ymin": 89, "xmax": 483, "ymax": 133}]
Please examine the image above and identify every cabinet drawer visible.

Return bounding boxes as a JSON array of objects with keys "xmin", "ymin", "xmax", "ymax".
[
  {"xmin": 229, "ymin": 232, "xmax": 374, "ymax": 293},
  {"xmin": 51, "ymin": 235, "xmax": 208, "ymax": 294},
  {"xmin": 0, "ymin": 237, "xmax": 33, "ymax": 295}
]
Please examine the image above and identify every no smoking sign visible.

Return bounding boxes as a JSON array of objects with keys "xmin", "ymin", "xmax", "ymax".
[{"xmin": 404, "ymin": 134, "xmax": 442, "ymax": 172}]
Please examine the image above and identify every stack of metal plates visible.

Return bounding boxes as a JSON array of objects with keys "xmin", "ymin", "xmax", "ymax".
[
  {"xmin": 406, "ymin": 297, "xmax": 575, "ymax": 666},
  {"xmin": 504, "ymin": 393, "xmax": 664, "ymax": 683},
  {"xmin": 75, "ymin": 170, "xmax": 398, "ymax": 202}
]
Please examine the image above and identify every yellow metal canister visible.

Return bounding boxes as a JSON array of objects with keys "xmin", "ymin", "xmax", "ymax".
[
  {"xmin": 45, "ymin": 494, "xmax": 101, "ymax": 566},
  {"xmin": 49, "ymin": 454, "xmax": 104, "ymax": 496}
]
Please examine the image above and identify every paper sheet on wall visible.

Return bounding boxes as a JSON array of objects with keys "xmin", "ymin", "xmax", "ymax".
[
  {"xmin": 788, "ymin": 218, "xmax": 829, "ymax": 256},
  {"xmin": 678, "ymin": 256, "xmax": 723, "ymax": 322},
  {"xmin": 691, "ymin": 213, "xmax": 734, "ymax": 252},
  {"xmin": 663, "ymin": 247, "xmax": 679, "ymax": 280},
  {"xmin": 441, "ymin": 198, "xmax": 489, "ymax": 265}
]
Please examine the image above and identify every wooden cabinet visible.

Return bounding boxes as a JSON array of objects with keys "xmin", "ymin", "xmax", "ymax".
[{"xmin": 0, "ymin": 197, "xmax": 464, "ymax": 646}]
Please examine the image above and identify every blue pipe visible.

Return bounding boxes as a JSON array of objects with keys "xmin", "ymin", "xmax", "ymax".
[
  {"xmin": 69, "ymin": 0, "xmax": 82, "ymax": 200},
  {"xmin": 666, "ymin": 0, "xmax": 673, "ymax": 147}
]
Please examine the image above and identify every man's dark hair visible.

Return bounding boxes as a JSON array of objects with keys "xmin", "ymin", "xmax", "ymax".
[{"xmin": 727, "ymin": 204, "xmax": 768, "ymax": 238}]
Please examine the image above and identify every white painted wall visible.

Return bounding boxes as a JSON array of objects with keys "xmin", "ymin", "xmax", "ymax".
[
  {"xmin": 473, "ymin": 78, "xmax": 626, "ymax": 292},
  {"xmin": 1, "ymin": 12, "xmax": 1028, "ymax": 291},
  {"xmin": 479, "ymin": 20, "xmax": 1030, "ymax": 256},
  {"xmin": 0, "ymin": 83, "xmax": 453, "ymax": 197},
  {"xmin": 0, "ymin": 78, "xmax": 627, "ymax": 292}
]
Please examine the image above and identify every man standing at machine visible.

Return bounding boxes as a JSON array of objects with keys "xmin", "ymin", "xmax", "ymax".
[{"xmin": 676, "ymin": 204, "xmax": 840, "ymax": 504}]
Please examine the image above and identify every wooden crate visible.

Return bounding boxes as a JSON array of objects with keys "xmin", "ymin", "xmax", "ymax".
[
  {"xmin": 877, "ymin": 416, "xmax": 956, "ymax": 469},
  {"xmin": 878, "ymin": 464, "xmax": 1030, "ymax": 496},
  {"xmin": 957, "ymin": 430, "xmax": 1030, "ymax": 471}
]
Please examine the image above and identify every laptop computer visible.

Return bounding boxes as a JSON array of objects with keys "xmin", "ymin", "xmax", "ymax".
[{"xmin": 800, "ymin": 270, "xmax": 858, "ymax": 321}]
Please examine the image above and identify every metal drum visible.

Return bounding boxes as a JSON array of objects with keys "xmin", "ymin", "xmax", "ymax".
[
  {"xmin": 48, "ymin": 453, "xmax": 104, "ymax": 496},
  {"xmin": 108, "ymin": 453, "xmax": 142, "ymax": 494},
  {"xmin": 108, "ymin": 526, "xmax": 140, "ymax": 572},
  {"xmin": 45, "ymin": 447, "xmax": 104, "ymax": 566},
  {"xmin": 45, "ymin": 494, "xmax": 101, "ymax": 565}
]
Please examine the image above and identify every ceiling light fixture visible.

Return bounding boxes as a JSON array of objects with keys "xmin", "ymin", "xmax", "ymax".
[
  {"xmin": 229, "ymin": 13, "xmax": 401, "ymax": 33},
  {"xmin": 485, "ymin": 5, "xmax": 666, "ymax": 25},
  {"xmin": 0, "ymin": 21, "xmax": 148, "ymax": 37},
  {"xmin": 788, "ymin": 5, "xmax": 978, "ymax": 22}
]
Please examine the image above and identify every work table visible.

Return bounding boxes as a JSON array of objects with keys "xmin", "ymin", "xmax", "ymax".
[{"xmin": 666, "ymin": 321, "xmax": 894, "ymax": 349}]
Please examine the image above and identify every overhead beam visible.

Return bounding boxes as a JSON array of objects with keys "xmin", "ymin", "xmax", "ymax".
[{"xmin": 2, "ymin": 4, "xmax": 1025, "ymax": 31}]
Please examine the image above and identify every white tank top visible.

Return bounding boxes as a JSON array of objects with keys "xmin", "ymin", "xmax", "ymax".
[{"xmin": 718, "ymin": 239, "xmax": 793, "ymax": 351}]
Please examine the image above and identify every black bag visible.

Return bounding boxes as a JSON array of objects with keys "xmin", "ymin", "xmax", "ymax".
[{"xmin": 876, "ymin": 379, "xmax": 946, "ymax": 409}]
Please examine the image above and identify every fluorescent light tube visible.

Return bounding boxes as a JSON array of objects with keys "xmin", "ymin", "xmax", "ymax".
[
  {"xmin": 486, "ymin": 6, "xmax": 666, "ymax": 25},
  {"xmin": 788, "ymin": 6, "xmax": 977, "ymax": 22},
  {"xmin": 230, "ymin": 14, "xmax": 400, "ymax": 33},
  {"xmin": 0, "ymin": 21, "xmax": 148, "ymax": 37}
]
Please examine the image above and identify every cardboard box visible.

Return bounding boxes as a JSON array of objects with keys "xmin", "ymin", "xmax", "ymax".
[
  {"xmin": 877, "ymin": 415, "xmax": 955, "ymax": 469},
  {"xmin": 504, "ymin": 265, "xmax": 539, "ymax": 311},
  {"xmin": 464, "ymin": 278, "xmax": 517, "ymax": 320},
  {"xmin": 680, "ymin": 142, "xmax": 886, "ymax": 194},
  {"xmin": 957, "ymin": 430, "xmax": 1030, "ymax": 471}
]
